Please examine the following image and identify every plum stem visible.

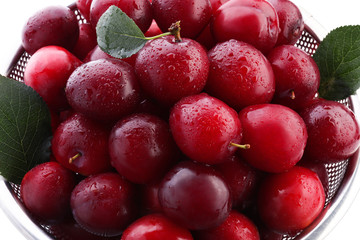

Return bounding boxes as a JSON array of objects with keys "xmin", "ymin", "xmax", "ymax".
[
  {"xmin": 230, "ymin": 142, "xmax": 251, "ymax": 149},
  {"xmin": 290, "ymin": 90, "xmax": 296, "ymax": 100},
  {"xmin": 69, "ymin": 152, "xmax": 82, "ymax": 164},
  {"xmin": 168, "ymin": 21, "xmax": 182, "ymax": 42}
]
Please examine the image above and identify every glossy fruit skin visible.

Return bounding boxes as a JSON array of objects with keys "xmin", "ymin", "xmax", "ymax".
[
  {"xmin": 268, "ymin": 0, "xmax": 304, "ymax": 45},
  {"xmin": 140, "ymin": 180, "xmax": 163, "ymax": 215},
  {"xmin": 267, "ymin": 45, "xmax": 320, "ymax": 110},
  {"xmin": 215, "ymin": 155, "xmax": 259, "ymax": 210},
  {"xmin": 22, "ymin": 6, "xmax": 79, "ymax": 55},
  {"xmin": 72, "ymin": 22, "xmax": 97, "ymax": 60},
  {"xmin": 50, "ymin": 110, "xmax": 61, "ymax": 133},
  {"xmin": 84, "ymin": 45, "xmax": 114, "ymax": 62},
  {"xmin": 71, "ymin": 172, "xmax": 138, "ymax": 236},
  {"xmin": 51, "ymin": 113, "xmax": 112, "ymax": 176},
  {"xmin": 169, "ymin": 93, "xmax": 242, "ymax": 164},
  {"xmin": 48, "ymin": 218, "xmax": 120, "ymax": 240},
  {"xmin": 84, "ymin": 45, "xmax": 138, "ymax": 66},
  {"xmin": 195, "ymin": 0, "xmax": 230, "ymax": 50},
  {"xmin": 144, "ymin": 20, "xmax": 163, "ymax": 37},
  {"xmin": 299, "ymin": 99, "xmax": 360, "ymax": 163},
  {"xmin": 152, "ymin": 0, "xmax": 212, "ymax": 39},
  {"xmin": 77, "ymin": 0, "xmax": 93, "ymax": 21},
  {"xmin": 195, "ymin": 210, "xmax": 260, "ymax": 240},
  {"xmin": 196, "ymin": 24, "xmax": 217, "ymax": 50},
  {"xmin": 20, "ymin": 162, "xmax": 76, "ymax": 223},
  {"xmin": 109, "ymin": 113, "xmax": 179, "ymax": 184},
  {"xmin": 134, "ymin": 97, "xmax": 170, "ymax": 121},
  {"xmin": 209, "ymin": 0, "xmax": 230, "ymax": 12},
  {"xmin": 238, "ymin": 104, "xmax": 308, "ymax": 173},
  {"xmin": 158, "ymin": 161, "xmax": 232, "ymax": 230},
  {"xmin": 135, "ymin": 36, "xmax": 209, "ymax": 106},
  {"xmin": 65, "ymin": 58, "xmax": 141, "ymax": 122},
  {"xmin": 297, "ymin": 157, "xmax": 329, "ymax": 197},
  {"xmin": 258, "ymin": 225, "xmax": 284, "ymax": 240},
  {"xmin": 205, "ymin": 39, "xmax": 275, "ymax": 110},
  {"xmin": 257, "ymin": 166, "xmax": 325, "ymax": 234},
  {"xmin": 90, "ymin": 0, "xmax": 153, "ymax": 33},
  {"xmin": 211, "ymin": 0, "xmax": 279, "ymax": 53},
  {"xmin": 24, "ymin": 46, "xmax": 82, "ymax": 111},
  {"xmin": 121, "ymin": 214, "xmax": 194, "ymax": 240}
]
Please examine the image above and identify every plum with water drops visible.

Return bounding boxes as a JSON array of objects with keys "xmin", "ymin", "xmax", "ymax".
[
  {"xmin": 20, "ymin": 162, "xmax": 76, "ymax": 223},
  {"xmin": 24, "ymin": 45, "xmax": 82, "ymax": 111},
  {"xmin": 22, "ymin": 5, "xmax": 79, "ymax": 55},
  {"xmin": 267, "ymin": 45, "xmax": 320, "ymax": 110},
  {"xmin": 211, "ymin": 0, "xmax": 280, "ymax": 53},
  {"xmin": 169, "ymin": 93, "xmax": 243, "ymax": 164},
  {"xmin": 238, "ymin": 103, "xmax": 308, "ymax": 173},
  {"xmin": 135, "ymin": 36, "xmax": 209, "ymax": 107},
  {"xmin": 109, "ymin": 113, "xmax": 180, "ymax": 184},
  {"xmin": 158, "ymin": 161, "xmax": 232, "ymax": 230},
  {"xmin": 71, "ymin": 172, "xmax": 138, "ymax": 236},
  {"xmin": 257, "ymin": 166, "xmax": 325, "ymax": 234},
  {"xmin": 300, "ymin": 99, "xmax": 360, "ymax": 163},
  {"xmin": 205, "ymin": 39, "xmax": 275, "ymax": 111},
  {"xmin": 65, "ymin": 58, "xmax": 141, "ymax": 122},
  {"xmin": 51, "ymin": 113, "xmax": 112, "ymax": 176}
]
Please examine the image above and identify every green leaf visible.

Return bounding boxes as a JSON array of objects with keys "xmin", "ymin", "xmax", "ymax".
[
  {"xmin": 96, "ymin": 5, "xmax": 149, "ymax": 59},
  {"xmin": 313, "ymin": 25, "xmax": 360, "ymax": 100},
  {"xmin": 0, "ymin": 75, "xmax": 52, "ymax": 184}
]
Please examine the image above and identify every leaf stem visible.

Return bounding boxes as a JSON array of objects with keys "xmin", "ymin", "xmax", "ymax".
[
  {"xmin": 144, "ymin": 21, "xmax": 182, "ymax": 42},
  {"xmin": 144, "ymin": 32, "xmax": 172, "ymax": 41}
]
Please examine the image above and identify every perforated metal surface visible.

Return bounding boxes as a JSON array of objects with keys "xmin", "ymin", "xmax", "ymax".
[
  {"xmin": 3, "ymin": 5, "xmax": 357, "ymax": 240},
  {"xmin": 295, "ymin": 30, "xmax": 320, "ymax": 56},
  {"xmin": 8, "ymin": 52, "xmax": 29, "ymax": 82}
]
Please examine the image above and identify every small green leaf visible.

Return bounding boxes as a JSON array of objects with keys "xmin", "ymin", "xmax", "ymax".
[
  {"xmin": 313, "ymin": 25, "xmax": 360, "ymax": 100},
  {"xmin": 0, "ymin": 75, "xmax": 52, "ymax": 184},
  {"xmin": 96, "ymin": 5, "xmax": 149, "ymax": 59}
]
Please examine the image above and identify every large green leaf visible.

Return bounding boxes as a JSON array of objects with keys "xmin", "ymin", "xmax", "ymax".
[
  {"xmin": 0, "ymin": 76, "xmax": 52, "ymax": 184},
  {"xmin": 313, "ymin": 25, "xmax": 360, "ymax": 100}
]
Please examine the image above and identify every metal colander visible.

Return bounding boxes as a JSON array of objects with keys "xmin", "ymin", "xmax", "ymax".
[{"xmin": 0, "ymin": 3, "xmax": 360, "ymax": 240}]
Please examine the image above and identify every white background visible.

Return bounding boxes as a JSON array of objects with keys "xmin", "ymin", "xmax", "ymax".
[{"xmin": 0, "ymin": 0, "xmax": 360, "ymax": 239}]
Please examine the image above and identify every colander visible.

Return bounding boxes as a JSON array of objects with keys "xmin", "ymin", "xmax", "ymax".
[{"xmin": 0, "ymin": 2, "xmax": 360, "ymax": 240}]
